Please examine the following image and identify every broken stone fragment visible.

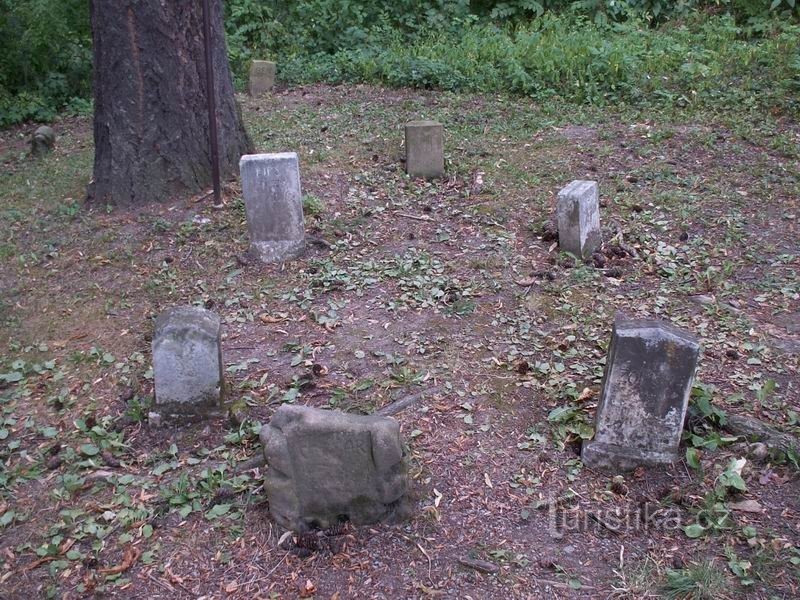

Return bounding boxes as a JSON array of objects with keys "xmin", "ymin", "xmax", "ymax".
[
  {"xmin": 151, "ymin": 306, "xmax": 224, "ymax": 421},
  {"xmin": 30, "ymin": 126, "xmax": 56, "ymax": 157},
  {"xmin": 261, "ymin": 404, "xmax": 409, "ymax": 532}
]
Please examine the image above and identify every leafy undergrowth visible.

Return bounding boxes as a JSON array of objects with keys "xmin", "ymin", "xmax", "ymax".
[{"xmin": 0, "ymin": 86, "xmax": 798, "ymax": 597}]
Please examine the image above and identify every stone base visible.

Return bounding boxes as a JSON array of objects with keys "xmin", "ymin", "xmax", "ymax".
[
  {"xmin": 581, "ymin": 441, "xmax": 678, "ymax": 471},
  {"xmin": 148, "ymin": 405, "xmax": 226, "ymax": 427},
  {"xmin": 249, "ymin": 239, "xmax": 305, "ymax": 264}
]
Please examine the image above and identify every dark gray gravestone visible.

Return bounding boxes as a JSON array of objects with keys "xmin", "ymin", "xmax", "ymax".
[
  {"xmin": 261, "ymin": 405, "xmax": 408, "ymax": 532},
  {"xmin": 582, "ymin": 318, "xmax": 701, "ymax": 470},
  {"xmin": 405, "ymin": 120, "xmax": 444, "ymax": 179},
  {"xmin": 248, "ymin": 60, "xmax": 276, "ymax": 96},
  {"xmin": 240, "ymin": 152, "xmax": 305, "ymax": 263},
  {"xmin": 152, "ymin": 307, "xmax": 224, "ymax": 422}
]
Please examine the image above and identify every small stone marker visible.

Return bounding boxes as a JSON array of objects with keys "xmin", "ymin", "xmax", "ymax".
[
  {"xmin": 151, "ymin": 306, "xmax": 224, "ymax": 421},
  {"xmin": 240, "ymin": 152, "xmax": 305, "ymax": 263},
  {"xmin": 248, "ymin": 60, "xmax": 276, "ymax": 96},
  {"xmin": 261, "ymin": 405, "xmax": 408, "ymax": 532},
  {"xmin": 556, "ymin": 180, "xmax": 601, "ymax": 259},
  {"xmin": 405, "ymin": 120, "xmax": 444, "ymax": 179},
  {"xmin": 582, "ymin": 318, "xmax": 701, "ymax": 470},
  {"xmin": 30, "ymin": 126, "xmax": 56, "ymax": 157}
]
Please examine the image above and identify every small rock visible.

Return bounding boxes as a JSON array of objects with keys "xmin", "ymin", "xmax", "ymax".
[
  {"xmin": 540, "ymin": 221, "xmax": 558, "ymax": 242},
  {"xmin": 690, "ymin": 294, "xmax": 714, "ymax": 306},
  {"xmin": 748, "ymin": 442, "xmax": 769, "ymax": 461}
]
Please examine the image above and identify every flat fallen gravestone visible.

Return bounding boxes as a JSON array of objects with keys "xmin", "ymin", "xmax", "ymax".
[
  {"xmin": 152, "ymin": 307, "xmax": 224, "ymax": 421},
  {"xmin": 582, "ymin": 318, "xmax": 701, "ymax": 470},
  {"xmin": 248, "ymin": 60, "xmax": 276, "ymax": 96},
  {"xmin": 405, "ymin": 120, "xmax": 444, "ymax": 179},
  {"xmin": 556, "ymin": 180, "xmax": 601, "ymax": 260},
  {"xmin": 261, "ymin": 405, "xmax": 408, "ymax": 532},
  {"xmin": 240, "ymin": 152, "xmax": 305, "ymax": 263}
]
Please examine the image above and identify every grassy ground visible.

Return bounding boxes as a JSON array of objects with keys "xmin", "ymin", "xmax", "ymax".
[{"xmin": 0, "ymin": 84, "xmax": 798, "ymax": 598}]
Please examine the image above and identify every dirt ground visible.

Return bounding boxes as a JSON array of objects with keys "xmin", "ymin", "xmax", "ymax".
[{"xmin": 0, "ymin": 84, "xmax": 799, "ymax": 598}]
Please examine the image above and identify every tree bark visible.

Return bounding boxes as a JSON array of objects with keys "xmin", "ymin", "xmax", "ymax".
[{"xmin": 89, "ymin": 0, "xmax": 252, "ymax": 206}]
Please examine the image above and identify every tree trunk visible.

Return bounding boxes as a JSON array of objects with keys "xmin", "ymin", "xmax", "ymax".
[{"xmin": 89, "ymin": 0, "xmax": 252, "ymax": 206}]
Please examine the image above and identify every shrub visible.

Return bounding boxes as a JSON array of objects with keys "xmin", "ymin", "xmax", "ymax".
[{"xmin": 0, "ymin": 0, "xmax": 91, "ymax": 127}]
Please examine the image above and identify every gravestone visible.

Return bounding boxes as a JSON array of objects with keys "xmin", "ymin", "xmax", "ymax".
[
  {"xmin": 582, "ymin": 318, "xmax": 701, "ymax": 470},
  {"xmin": 240, "ymin": 152, "xmax": 305, "ymax": 263},
  {"xmin": 151, "ymin": 306, "xmax": 224, "ymax": 421},
  {"xmin": 261, "ymin": 404, "xmax": 408, "ymax": 532},
  {"xmin": 405, "ymin": 120, "xmax": 444, "ymax": 179},
  {"xmin": 248, "ymin": 60, "xmax": 276, "ymax": 96},
  {"xmin": 30, "ymin": 126, "xmax": 56, "ymax": 157},
  {"xmin": 556, "ymin": 180, "xmax": 601, "ymax": 259}
]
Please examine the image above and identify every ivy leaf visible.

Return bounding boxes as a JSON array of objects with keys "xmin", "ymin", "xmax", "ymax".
[
  {"xmin": 686, "ymin": 447, "xmax": 701, "ymax": 470},
  {"xmin": 0, "ymin": 510, "xmax": 15, "ymax": 527},
  {"xmin": 683, "ymin": 524, "xmax": 706, "ymax": 538},
  {"xmin": 205, "ymin": 504, "xmax": 231, "ymax": 520},
  {"xmin": 0, "ymin": 372, "xmax": 23, "ymax": 383},
  {"xmin": 79, "ymin": 444, "xmax": 100, "ymax": 456}
]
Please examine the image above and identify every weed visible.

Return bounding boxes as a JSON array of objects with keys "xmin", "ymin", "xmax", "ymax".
[{"xmin": 662, "ymin": 560, "xmax": 728, "ymax": 600}]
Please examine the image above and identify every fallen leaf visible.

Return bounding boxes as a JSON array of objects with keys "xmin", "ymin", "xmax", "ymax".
[
  {"xmin": 484, "ymin": 473, "xmax": 493, "ymax": 489},
  {"xmin": 728, "ymin": 500, "xmax": 764, "ymax": 514},
  {"xmin": 99, "ymin": 545, "xmax": 141, "ymax": 575},
  {"xmin": 299, "ymin": 579, "xmax": 316, "ymax": 598},
  {"xmin": 259, "ymin": 314, "xmax": 283, "ymax": 324},
  {"xmin": 458, "ymin": 557, "xmax": 499, "ymax": 574}
]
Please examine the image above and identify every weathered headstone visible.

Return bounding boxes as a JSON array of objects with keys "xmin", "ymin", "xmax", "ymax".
[
  {"xmin": 151, "ymin": 307, "xmax": 224, "ymax": 421},
  {"xmin": 248, "ymin": 60, "xmax": 276, "ymax": 96},
  {"xmin": 405, "ymin": 120, "xmax": 444, "ymax": 179},
  {"xmin": 582, "ymin": 318, "xmax": 701, "ymax": 470},
  {"xmin": 30, "ymin": 126, "xmax": 56, "ymax": 157},
  {"xmin": 261, "ymin": 404, "xmax": 408, "ymax": 532},
  {"xmin": 239, "ymin": 152, "xmax": 305, "ymax": 263},
  {"xmin": 556, "ymin": 180, "xmax": 601, "ymax": 259}
]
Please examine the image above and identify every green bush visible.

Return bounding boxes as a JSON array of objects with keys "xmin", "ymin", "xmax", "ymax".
[
  {"xmin": 0, "ymin": 0, "xmax": 92, "ymax": 127},
  {"xmin": 276, "ymin": 14, "xmax": 800, "ymax": 111},
  {"xmin": 1, "ymin": 0, "xmax": 798, "ymax": 127}
]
